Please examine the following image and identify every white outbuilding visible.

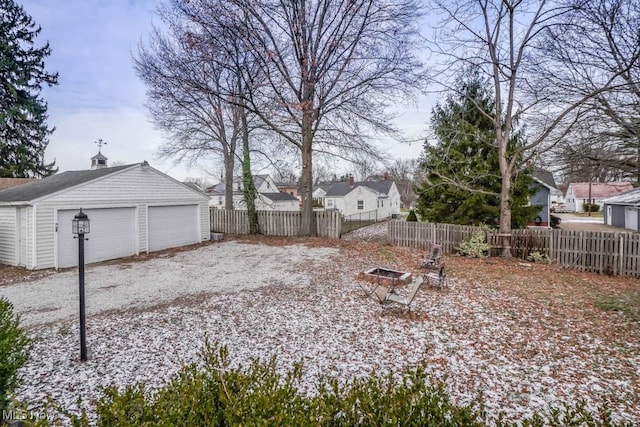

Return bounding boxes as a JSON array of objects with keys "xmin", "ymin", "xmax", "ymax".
[{"xmin": 0, "ymin": 160, "xmax": 210, "ymax": 270}]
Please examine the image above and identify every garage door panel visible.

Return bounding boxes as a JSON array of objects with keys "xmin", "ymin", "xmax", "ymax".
[
  {"xmin": 57, "ymin": 208, "xmax": 136, "ymax": 268},
  {"xmin": 148, "ymin": 205, "xmax": 199, "ymax": 252}
]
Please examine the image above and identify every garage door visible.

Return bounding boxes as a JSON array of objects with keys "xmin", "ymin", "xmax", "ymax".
[
  {"xmin": 148, "ymin": 205, "xmax": 199, "ymax": 252},
  {"xmin": 625, "ymin": 207, "xmax": 638, "ymax": 231},
  {"xmin": 57, "ymin": 208, "xmax": 136, "ymax": 268}
]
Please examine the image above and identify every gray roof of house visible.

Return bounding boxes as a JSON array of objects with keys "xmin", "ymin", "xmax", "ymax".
[
  {"xmin": 601, "ymin": 186, "xmax": 640, "ymax": 206},
  {"xmin": 532, "ymin": 168, "xmax": 558, "ymax": 190},
  {"xmin": 262, "ymin": 192, "xmax": 298, "ymax": 202},
  {"xmin": 206, "ymin": 174, "xmax": 270, "ymax": 196},
  {"xmin": 325, "ymin": 180, "xmax": 394, "ymax": 197},
  {"xmin": 0, "ymin": 164, "xmax": 134, "ymax": 203},
  {"xmin": 183, "ymin": 182, "xmax": 205, "ymax": 193}
]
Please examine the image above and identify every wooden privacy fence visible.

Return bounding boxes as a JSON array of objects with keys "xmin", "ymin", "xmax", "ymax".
[
  {"xmin": 210, "ymin": 209, "xmax": 341, "ymax": 238},
  {"xmin": 388, "ymin": 220, "xmax": 640, "ymax": 277}
]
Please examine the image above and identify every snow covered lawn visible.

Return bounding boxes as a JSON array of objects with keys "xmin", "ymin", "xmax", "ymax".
[{"xmin": 3, "ymin": 237, "xmax": 639, "ymax": 424}]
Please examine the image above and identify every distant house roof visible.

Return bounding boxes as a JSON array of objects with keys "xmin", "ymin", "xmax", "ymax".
[
  {"xmin": 569, "ymin": 182, "xmax": 634, "ymax": 199},
  {"xmin": 325, "ymin": 180, "xmax": 394, "ymax": 197},
  {"xmin": 312, "ymin": 183, "xmax": 332, "ymax": 194},
  {"xmin": 0, "ymin": 164, "xmax": 134, "ymax": 203},
  {"xmin": 0, "ymin": 178, "xmax": 36, "ymax": 191},
  {"xmin": 183, "ymin": 182, "xmax": 205, "ymax": 193},
  {"xmin": 262, "ymin": 192, "xmax": 298, "ymax": 202},
  {"xmin": 532, "ymin": 168, "xmax": 558, "ymax": 190},
  {"xmin": 601, "ymin": 187, "xmax": 640, "ymax": 206},
  {"xmin": 206, "ymin": 174, "xmax": 270, "ymax": 196}
]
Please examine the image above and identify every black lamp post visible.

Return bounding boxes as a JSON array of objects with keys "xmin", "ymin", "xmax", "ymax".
[{"xmin": 72, "ymin": 209, "xmax": 90, "ymax": 361}]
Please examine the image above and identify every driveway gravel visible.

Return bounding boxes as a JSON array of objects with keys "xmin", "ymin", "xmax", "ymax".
[{"xmin": 3, "ymin": 241, "xmax": 338, "ymax": 327}]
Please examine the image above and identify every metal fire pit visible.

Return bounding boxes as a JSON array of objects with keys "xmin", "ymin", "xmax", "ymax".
[{"xmin": 358, "ymin": 267, "xmax": 413, "ymax": 287}]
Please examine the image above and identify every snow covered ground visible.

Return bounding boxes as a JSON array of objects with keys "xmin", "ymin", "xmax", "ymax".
[{"xmin": 3, "ymin": 238, "xmax": 639, "ymax": 424}]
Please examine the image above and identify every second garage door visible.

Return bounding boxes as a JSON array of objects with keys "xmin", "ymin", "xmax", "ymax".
[
  {"xmin": 148, "ymin": 205, "xmax": 200, "ymax": 252},
  {"xmin": 57, "ymin": 207, "xmax": 137, "ymax": 268}
]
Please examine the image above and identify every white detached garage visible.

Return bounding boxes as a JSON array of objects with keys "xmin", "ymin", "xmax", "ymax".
[{"xmin": 0, "ymin": 162, "xmax": 210, "ymax": 269}]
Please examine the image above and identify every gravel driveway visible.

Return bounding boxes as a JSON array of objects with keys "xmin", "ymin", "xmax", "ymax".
[{"xmin": 3, "ymin": 241, "xmax": 339, "ymax": 327}]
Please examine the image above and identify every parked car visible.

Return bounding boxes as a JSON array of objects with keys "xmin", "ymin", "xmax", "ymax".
[{"xmin": 551, "ymin": 204, "xmax": 570, "ymax": 213}]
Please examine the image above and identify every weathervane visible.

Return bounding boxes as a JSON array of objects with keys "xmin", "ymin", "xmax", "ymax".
[{"xmin": 95, "ymin": 139, "xmax": 107, "ymax": 153}]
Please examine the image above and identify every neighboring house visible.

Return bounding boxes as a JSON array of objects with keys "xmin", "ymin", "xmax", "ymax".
[
  {"xmin": 0, "ymin": 178, "xmax": 35, "ymax": 190},
  {"xmin": 0, "ymin": 155, "xmax": 210, "ymax": 270},
  {"xmin": 206, "ymin": 174, "xmax": 299, "ymax": 211},
  {"xmin": 276, "ymin": 182, "xmax": 299, "ymax": 198},
  {"xmin": 528, "ymin": 168, "xmax": 562, "ymax": 227},
  {"xmin": 602, "ymin": 187, "xmax": 640, "ymax": 231},
  {"xmin": 565, "ymin": 182, "xmax": 634, "ymax": 212},
  {"xmin": 312, "ymin": 183, "xmax": 332, "ymax": 207},
  {"xmin": 183, "ymin": 182, "xmax": 206, "ymax": 193},
  {"xmin": 323, "ymin": 177, "xmax": 401, "ymax": 219}
]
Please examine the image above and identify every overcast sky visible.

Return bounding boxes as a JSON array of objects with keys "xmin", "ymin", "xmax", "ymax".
[{"xmin": 21, "ymin": 0, "xmax": 429, "ymax": 182}]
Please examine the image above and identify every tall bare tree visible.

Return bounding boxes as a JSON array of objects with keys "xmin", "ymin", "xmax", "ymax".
[
  {"xmin": 178, "ymin": 0, "xmax": 424, "ymax": 236},
  {"xmin": 387, "ymin": 158, "xmax": 418, "ymax": 208},
  {"xmin": 134, "ymin": 6, "xmax": 243, "ymax": 211},
  {"xmin": 428, "ymin": 0, "xmax": 629, "ymax": 256},
  {"xmin": 541, "ymin": 0, "xmax": 640, "ymax": 183}
]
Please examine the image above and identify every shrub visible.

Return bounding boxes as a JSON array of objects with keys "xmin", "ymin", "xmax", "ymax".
[
  {"xmin": 0, "ymin": 297, "xmax": 31, "ymax": 416},
  {"xmin": 406, "ymin": 210, "xmax": 418, "ymax": 222},
  {"xmin": 92, "ymin": 341, "xmax": 485, "ymax": 426},
  {"xmin": 457, "ymin": 229, "xmax": 490, "ymax": 258},
  {"xmin": 527, "ymin": 251, "xmax": 551, "ymax": 264},
  {"xmin": 57, "ymin": 340, "xmax": 631, "ymax": 426},
  {"xmin": 582, "ymin": 203, "xmax": 601, "ymax": 213}
]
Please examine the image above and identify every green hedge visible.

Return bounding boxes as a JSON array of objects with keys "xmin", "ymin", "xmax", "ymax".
[
  {"xmin": 582, "ymin": 203, "xmax": 601, "ymax": 213},
  {"xmin": 0, "ymin": 297, "xmax": 31, "ymax": 416},
  {"xmin": 47, "ymin": 340, "xmax": 625, "ymax": 427}
]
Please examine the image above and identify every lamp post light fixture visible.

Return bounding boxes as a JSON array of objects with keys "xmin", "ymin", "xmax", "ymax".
[{"xmin": 72, "ymin": 209, "xmax": 90, "ymax": 361}]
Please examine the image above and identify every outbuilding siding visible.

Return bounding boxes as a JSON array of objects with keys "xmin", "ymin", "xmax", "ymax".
[
  {"xmin": 530, "ymin": 186, "xmax": 550, "ymax": 225},
  {"xmin": 607, "ymin": 205, "xmax": 626, "ymax": 228},
  {"xmin": 0, "ymin": 207, "xmax": 17, "ymax": 265},
  {"xmin": 0, "ymin": 164, "xmax": 210, "ymax": 270}
]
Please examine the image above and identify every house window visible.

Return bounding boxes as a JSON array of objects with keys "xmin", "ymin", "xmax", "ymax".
[
  {"xmin": 327, "ymin": 199, "xmax": 333, "ymax": 208},
  {"xmin": 381, "ymin": 200, "xmax": 384, "ymax": 207},
  {"xmin": 218, "ymin": 197, "xmax": 222, "ymax": 205},
  {"xmin": 357, "ymin": 200, "xmax": 364, "ymax": 210}
]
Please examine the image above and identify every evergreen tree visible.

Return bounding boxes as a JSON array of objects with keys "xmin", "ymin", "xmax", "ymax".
[
  {"xmin": 416, "ymin": 71, "xmax": 539, "ymax": 228},
  {"xmin": 0, "ymin": 0, "xmax": 58, "ymax": 178}
]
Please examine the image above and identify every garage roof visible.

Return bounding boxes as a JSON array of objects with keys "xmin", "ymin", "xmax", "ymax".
[
  {"xmin": 601, "ymin": 187, "xmax": 640, "ymax": 206},
  {"xmin": 0, "ymin": 164, "xmax": 134, "ymax": 203}
]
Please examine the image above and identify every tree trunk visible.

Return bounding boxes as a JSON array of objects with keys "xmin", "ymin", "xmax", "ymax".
[
  {"xmin": 241, "ymin": 110, "xmax": 260, "ymax": 235},
  {"xmin": 498, "ymin": 172, "xmax": 513, "ymax": 257},
  {"xmin": 299, "ymin": 139, "xmax": 315, "ymax": 236},
  {"xmin": 224, "ymin": 151, "xmax": 234, "ymax": 210},
  {"xmin": 498, "ymin": 134, "xmax": 513, "ymax": 258}
]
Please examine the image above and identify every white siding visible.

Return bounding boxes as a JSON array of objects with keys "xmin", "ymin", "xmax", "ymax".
[
  {"xmin": 387, "ymin": 183, "xmax": 401, "ymax": 216},
  {"xmin": 29, "ymin": 165, "xmax": 210, "ymax": 269},
  {"xmin": 0, "ymin": 206, "xmax": 17, "ymax": 265},
  {"xmin": 342, "ymin": 187, "xmax": 379, "ymax": 217}
]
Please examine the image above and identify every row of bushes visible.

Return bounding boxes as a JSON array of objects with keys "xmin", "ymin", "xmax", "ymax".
[
  {"xmin": 49, "ymin": 341, "xmax": 623, "ymax": 427},
  {"xmin": 0, "ymin": 298, "xmax": 628, "ymax": 426}
]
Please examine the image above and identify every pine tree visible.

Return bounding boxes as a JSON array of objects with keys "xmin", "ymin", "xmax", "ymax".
[
  {"xmin": 416, "ymin": 71, "xmax": 539, "ymax": 228},
  {"xmin": 0, "ymin": 0, "xmax": 58, "ymax": 178}
]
